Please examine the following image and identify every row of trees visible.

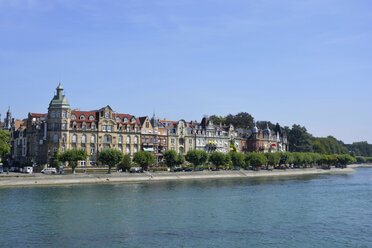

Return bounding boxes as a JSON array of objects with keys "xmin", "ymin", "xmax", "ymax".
[
  {"xmin": 49, "ymin": 148, "xmax": 366, "ymax": 174},
  {"xmin": 0, "ymin": 130, "xmax": 10, "ymax": 162}
]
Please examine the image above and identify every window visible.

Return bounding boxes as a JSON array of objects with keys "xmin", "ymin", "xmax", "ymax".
[
  {"xmin": 91, "ymin": 135, "xmax": 95, "ymax": 143},
  {"xmin": 142, "ymin": 130, "xmax": 147, "ymax": 134},
  {"xmin": 131, "ymin": 117, "xmax": 135, "ymax": 123},
  {"xmin": 171, "ymin": 138, "xmax": 175, "ymax": 144},
  {"xmin": 105, "ymin": 113, "xmax": 110, "ymax": 119},
  {"xmin": 62, "ymin": 121, "xmax": 67, "ymax": 130},
  {"xmin": 134, "ymin": 145, "xmax": 138, "ymax": 153},
  {"xmin": 92, "ymin": 124, "xmax": 96, "ymax": 131},
  {"xmin": 51, "ymin": 111, "xmax": 56, "ymax": 118},
  {"xmin": 162, "ymin": 131, "xmax": 167, "ymax": 135},
  {"xmin": 163, "ymin": 139, "xmax": 166, "ymax": 145},
  {"xmin": 72, "ymin": 144, "xmax": 77, "ymax": 149},
  {"xmin": 189, "ymin": 139, "xmax": 192, "ymax": 145},
  {"xmin": 72, "ymin": 134, "xmax": 77, "ymax": 143},
  {"xmin": 90, "ymin": 145, "xmax": 95, "ymax": 155},
  {"xmin": 126, "ymin": 145, "xmax": 130, "ymax": 154},
  {"xmin": 119, "ymin": 136, "xmax": 123, "ymax": 144},
  {"xmin": 89, "ymin": 115, "xmax": 94, "ymax": 120},
  {"xmin": 134, "ymin": 136, "xmax": 138, "ymax": 144},
  {"xmin": 102, "ymin": 125, "xmax": 107, "ymax": 131},
  {"xmin": 124, "ymin": 117, "xmax": 128, "ymax": 122},
  {"xmin": 57, "ymin": 112, "xmax": 61, "ymax": 118},
  {"xmin": 116, "ymin": 117, "xmax": 120, "ymax": 122},
  {"xmin": 118, "ymin": 145, "xmax": 123, "ymax": 152},
  {"xmin": 63, "ymin": 111, "xmax": 67, "ymax": 118},
  {"xmin": 80, "ymin": 115, "xmax": 85, "ymax": 120},
  {"xmin": 82, "ymin": 123, "xmax": 86, "ymax": 131},
  {"xmin": 71, "ymin": 114, "xmax": 76, "ymax": 120},
  {"xmin": 127, "ymin": 127, "xmax": 130, "ymax": 132},
  {"xmin": 149, "ymin": 138, "xmax": 152, "ymax": 143},
  {"xmin": 103, "ymin": 135, "xmax": 111, "ymax": 143},
  {"xmin": 127, "ymin": 136, "xmax": 131, "ymax": 144},
  {"xmin": 62, "ymin": 145, "xmax": 66, "ymax": 152},
  {"xmin": 146, "ymin": 122, "xmax": 149, "ymax": 128},
  {"xmin": 81, "ymin": 134, "xmax": 86, "ymax": 143},
  {"xmin": 107, "ymin": 125, "xmax": 112, "ymax": 132},
  {"xmin": 53, "ymin": 134, "xmax": 59, "ymax": 143},
  {"xmin": 81, "ymin": 145, "xmax": 86, "ymax": 151},
  {"xmin": 134, "ymin": 127, "xmax": 138, "ymax": 132},
  {"xmin": 149, "ymin": 130, "xmax": 152, "ymax": 134}
]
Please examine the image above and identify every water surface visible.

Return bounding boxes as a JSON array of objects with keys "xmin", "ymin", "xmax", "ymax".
[{"xmin": 1, "ymin": 168, "xmax": 371, "ymax": 247}]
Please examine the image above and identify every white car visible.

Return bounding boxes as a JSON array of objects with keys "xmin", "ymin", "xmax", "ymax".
[{"xmin": 41, "ymin": 168, "xmax": 57, "ymax": 174}]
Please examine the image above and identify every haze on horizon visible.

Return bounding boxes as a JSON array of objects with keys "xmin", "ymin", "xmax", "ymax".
[{"xmin": 0, "ymin": 0, "xmax": 371, "ymax": 144}]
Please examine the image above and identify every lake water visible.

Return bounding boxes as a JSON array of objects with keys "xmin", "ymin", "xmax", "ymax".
[{"xmin": 1, "ymin": 168, "xmax": 372, "ymax": 248}]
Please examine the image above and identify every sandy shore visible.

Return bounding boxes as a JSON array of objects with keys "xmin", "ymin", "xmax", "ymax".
[{"xmin": 0, "ymin": 166, "xmax": 361, "ymax": 187}]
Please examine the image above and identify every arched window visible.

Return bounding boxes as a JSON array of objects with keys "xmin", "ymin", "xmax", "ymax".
[
  {"xmin": 118, "ymin": 136, "xmax": 123, "ymax": 144},
  {"xmin": 81, "ymin": 134, "xmax": 86, "ymax": 143},
  {"xmin": 91, "ymin": 135, "xmax": 95, "ymax": 143},
  {"xmin": 126, "ymin": 136, "xmax": 131, "ymax": 144},
  {"xmin": 123, "ymin": 117, "xmax": 128, "ymax": 122},
  {"xmin": 72, "ymin": 134, "xmax": 77, "ymax": 143},
  {"xmin": 131, "ymin": 117, "xmax": 136, "ymax": 123},
  {"xmin": 53, "ymin": 134, "xmax": 59, "ymax": 143},
  {"xmin": 80, "ymin": 115, "xmax": 85, "ymax": 120},
  {"xmin": 71, "ymin": 114, "xmax": 76, "ymax": 120},
  {"xmin": 104, "ymin": 135, "xmax": 111, "ymax": 143},
  {"xmin": 134, "ymin": 136, "xmax": 138, "ymax": 144},
  {"xmin": 62, "ymin": 121, "xmax": 67, "ymax": 130},
  {"xmin": 89, "ymin": 115, "xmax": 94, "ymax": 120}
]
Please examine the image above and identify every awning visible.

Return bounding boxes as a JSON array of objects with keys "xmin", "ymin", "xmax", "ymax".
[{"xmin": 143, "ymin": 148, "xmax": 154, "ymax": 152}]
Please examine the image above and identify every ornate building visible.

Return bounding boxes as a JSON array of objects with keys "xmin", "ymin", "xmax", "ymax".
[
  {"xmin": 13, "ymin": 84, "xmax": 142, "ymax": 166},
  {"xmin": 245, "ymin": 122, "xmax": 288, "ymax": 153}
]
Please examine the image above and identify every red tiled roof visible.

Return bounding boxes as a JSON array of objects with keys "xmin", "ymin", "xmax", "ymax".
[
  {"xmin": 71, "ymin": 110, "xmax": 98, "ymax": 122},
  {"xmin": 30, "ymin": 113, "xmax": 45, "ymax": 118}
]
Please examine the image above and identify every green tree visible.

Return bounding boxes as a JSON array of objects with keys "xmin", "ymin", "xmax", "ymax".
[
  {"xmin": 225, "ymin": 112, "xmax": 254, "ymax": 129},
  {"xmin": 279, "ymin": 152, "xmax": 293, "ymax": 166},
  {"xmin": 245, "ymin": 152, "xmax": 267, "ymax": 169},
  {"xmin": 288, "ymin": 124, "xmax": 313, "ymax": 152},
  {"xmin": 265, "ymin": 152, "xmax": 280, "ymax": 168},
  {"xmin": 117, "ymin": 155, "xmax": 132, "ymax": 172},
  {"xmin": 209, "ymin": 115, "xmax": 226, "ymax": 126},
  {"xmin": 177, "ymin": 154, "xmax": 185, "ymax": 167},
  {"xmin": 185, "ymin": 150, "xmax": 208, "ymax": 169},
  {"xmin": 59, "ymin": 149, "xmax": 88, "ymax": 174},
  {"xmin": 133, "ymin": 151, "xmax": 156, "ymax": 170},
  {"xmin": 209, "ymin": 152, "xmax": 228, "ymax": 170},
  {"xmin": 0, "ymin": 129, "xmax": 10, "ymax": 161},
  {"xmin": 229, "ymin": 152, "xmax": 245, "ymax": 169},
  {"xmin": 164, "ymin": 150, "xmax": 179, "ymax": 170},
  {"xmin": 98, "ymin": 148, "xmax": 124, "ymax": 174},
  {"xmin": 292, "ymin": 153, "xmax": 305, "ymax": 166}
]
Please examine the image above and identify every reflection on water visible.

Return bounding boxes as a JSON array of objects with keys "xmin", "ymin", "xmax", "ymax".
[{"xmin": 0, "ymin": 168, "xmax": 371, "ymax": 248}]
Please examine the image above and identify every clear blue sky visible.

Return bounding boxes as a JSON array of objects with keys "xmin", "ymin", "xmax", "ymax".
[{"xmin": 0, "ymin": 0, "xmax": 371, "ymax": 144}]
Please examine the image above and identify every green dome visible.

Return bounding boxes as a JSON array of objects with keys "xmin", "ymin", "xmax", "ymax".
[{"xmin": 49, "ymin": 83, "xmax": 70, "ymax": 109}]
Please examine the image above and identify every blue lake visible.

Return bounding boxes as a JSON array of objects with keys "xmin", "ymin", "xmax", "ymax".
[{"xmin": 1, "ymin": 168, "xmax": 372, "ymax": 248}]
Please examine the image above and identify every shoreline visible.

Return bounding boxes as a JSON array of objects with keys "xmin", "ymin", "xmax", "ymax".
[{"xmin": 0, "ymin": 165, "xmax": 365, "ymax": 188}]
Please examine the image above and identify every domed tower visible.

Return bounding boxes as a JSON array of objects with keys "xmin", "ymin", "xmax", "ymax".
[
  {"xmin": 252, "ymin": 121, "xmax": 259, "ymax": 139},
  {"xmin": 263, "ymin": 123, "xmax": 271, "ymax": 136},
  {"xmin": 47, "ymin": 83, "xmax": 71, "ymax": 156}
]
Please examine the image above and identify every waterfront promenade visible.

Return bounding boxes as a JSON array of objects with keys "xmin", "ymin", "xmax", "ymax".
[{"xmin": 0, "ymin": 166, "xmax": 365, "ymax": 187}]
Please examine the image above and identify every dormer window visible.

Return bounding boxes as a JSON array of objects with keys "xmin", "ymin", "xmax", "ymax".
[
  {"xmin": 80, "ymin": 115, "xmax": 85, "ymax": 120},
  {"xmin": 124, "ymin": 117, "xmax": 128, "ymax": 122},
  {"xmin": 116, "ymin": 117, "xmax": 120, "ymax": 122},
  {"xmin": 105, "ymin": 113, "xmax": 110, "ymax": 119},
  {"xmin": 71, "ymin": 114, "xmax": 76, "ymax": 120},
  {"xmin": 89, "ymin": 115, "xmax": 94, "ymax": 120},
  {"xmin": 131, "ymin": 117, "xmax": 135, "ymax": 123}
]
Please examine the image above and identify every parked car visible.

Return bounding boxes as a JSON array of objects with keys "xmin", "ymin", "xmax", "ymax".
[
  {"xmin": 195, "ymin": 167, "xmax": 204, "ymax": 171},
  {"xmin": 23, "ymin": 167, "xmax": 33, "ymax": 174},
  {"xmin": 173, "ymin": 167, "xmax": 183, "ymax": 172},
  {"xmin": 130, "ymin": 167, "xmax": 143, "ymax": 173},
  {"xmin": 184, "ymin": 168, "xmax": 193, "ymax": 172},
  {"xmin": 0, "ymin": 165, "xmax": 3, "ymax": 174},
  {"xmin": 41, "ymin": 168, "xmax": 57, "ymax": 174}
]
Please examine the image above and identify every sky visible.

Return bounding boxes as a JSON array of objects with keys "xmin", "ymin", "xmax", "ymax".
[{"xmin": 0, "ymin": 0, "xmax": 371, "ymax": 144}]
